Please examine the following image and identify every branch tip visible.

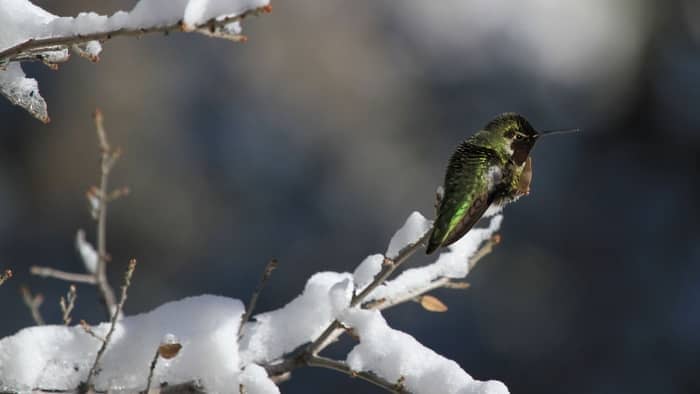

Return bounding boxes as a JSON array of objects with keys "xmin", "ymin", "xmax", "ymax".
[
  {"xmin": 238, "ymin": 258, "xmax": 278, "ymax": 338},
  {"xmin": 0, "ymin": 269, "xmax": 12, "ymax": 286}
]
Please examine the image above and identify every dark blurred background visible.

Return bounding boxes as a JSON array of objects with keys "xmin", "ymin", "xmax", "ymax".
[{"xmin": 2, "ymin": 1, "xmax": 700, "ymax": 393}]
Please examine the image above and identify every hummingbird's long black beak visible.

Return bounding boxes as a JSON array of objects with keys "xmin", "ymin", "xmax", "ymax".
[{"xmin": 537, "ymin": 128, "xmax": 581, "ymax": 138}]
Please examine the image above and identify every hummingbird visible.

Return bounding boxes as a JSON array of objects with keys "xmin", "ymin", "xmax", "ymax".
[{"xmin": 425, "ymin": 112, "xmax": 579, "ymax": 254}]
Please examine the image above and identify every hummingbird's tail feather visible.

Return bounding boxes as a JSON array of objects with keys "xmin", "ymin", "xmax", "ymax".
[
  {"xmin": 425, "ymin": 227, "xmax": 443, "ymax": 254},
  {"xmin": 425, "ymin": 237, "xmax": 439, "ymax": 254}
]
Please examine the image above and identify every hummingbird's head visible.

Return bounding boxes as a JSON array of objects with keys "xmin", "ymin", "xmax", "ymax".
[{"xmin": 483, "ymin": 112, "xmax": 539, "ymax": 165}]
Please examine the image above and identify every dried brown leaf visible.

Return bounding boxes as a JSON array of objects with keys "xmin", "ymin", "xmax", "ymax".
[
  {"xmin": 419, "ymin": 295, "xmax": 448, "ymax": 312},
  {"xmin": 158, "ymin": 343, "xmax": 183, "ymax": 359}
]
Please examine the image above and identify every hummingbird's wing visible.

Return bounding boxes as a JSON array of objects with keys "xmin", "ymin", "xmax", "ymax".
[{"xmin": 426, "ymin": 143, "xmax": 499, "ymax": 254}]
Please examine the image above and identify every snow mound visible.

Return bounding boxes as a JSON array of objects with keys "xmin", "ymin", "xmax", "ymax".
[{"xmin": 0, "ymin": 295, "xmax": 279, "ymax": 393}]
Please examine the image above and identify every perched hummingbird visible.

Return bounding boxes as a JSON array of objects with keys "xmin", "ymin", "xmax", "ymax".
[{"xmin": 426, "ymin": 112, "xmax": 578, "ymax": 254}]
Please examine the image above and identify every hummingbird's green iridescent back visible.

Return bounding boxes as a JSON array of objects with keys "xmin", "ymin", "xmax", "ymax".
[{"xmin": 425, "ymin": 139, "xmax": 506, "ymax": 254}]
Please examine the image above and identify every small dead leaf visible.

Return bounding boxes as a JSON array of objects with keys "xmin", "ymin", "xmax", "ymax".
[
  {"xmin": 158, "ymin": 343, "xmax": 182, "ymax": 359},
  {"xmin": 419, "ymin": 295, "xmax": 448, "ymax": 312}
]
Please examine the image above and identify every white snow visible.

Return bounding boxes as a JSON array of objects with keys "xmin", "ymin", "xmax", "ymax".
[
  {"xmin": 0, "ymin": 62, "xmax": 49, "ymax": 123},
  {"xmin": 84, "ymin": 40, "xmax": 103, "ymax": 58},
  {"xmin": 0, "ymin": 0, "xmax": 56, "ymax": 53},
  {"xmin": 0, "ymin": 295, "xmax": 277, "ymax": 393},
  {"xmin": 183, "ymin": 0, "xmax": 269, "ymax": 30},
  {"xmin": 342, "ymin": 308, "xmax": 508, "ymax": 394},
  {"xmin": 353, "ymin": 253, "xmax": 384, "ymax": 291},
  {"xmin": 385, "ymin": 211, "xmax": 433, "ymax": 259},
  {"xmin": 0, "ymin": 0, "xmax": 269, "ymax": 121},
  {"xmin": 238, "ymin": 364, "xmax": 280, "ymax": 394},
  {"xmin": 240, "ymin": 271, "xmax": 353, "ymax": 364},
  {"xmin": 75, "ymin": 229, "xmax": 98, "ymax": 274}
]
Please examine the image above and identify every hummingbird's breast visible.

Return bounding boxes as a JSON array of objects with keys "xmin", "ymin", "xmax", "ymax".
[{"xmin": 492, "ymin": 159, "xmax": 528, "ymax": 206}]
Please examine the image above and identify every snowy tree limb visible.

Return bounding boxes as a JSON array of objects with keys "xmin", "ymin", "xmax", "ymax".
[
  {"xmin": 305, "ymin": 228, "xmax": 433, "ymax": 357},
  {"xmin": 0, "ymin": 0, "xmax": 272, "ymax": 123},
  {"xmin": 371, "ymin": 234, "xmax": 499, "ymax": 311},
  {"xmin": 0, "ymin": 5, "xmax": 271, "ymax": 65}
]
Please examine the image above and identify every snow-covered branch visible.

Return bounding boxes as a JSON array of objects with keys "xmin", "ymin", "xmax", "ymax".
[
  {"xmin": 0, "ymin": 210, "xmax": 508, "ymax": 394},
  {"xmin": 0, "ymin": 0, "xmax": 271, "ymax": 123}
]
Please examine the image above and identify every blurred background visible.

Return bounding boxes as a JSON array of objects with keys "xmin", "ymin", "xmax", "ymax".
[{"xmin": 1, "ymin": 0, "xmax": 700, "ymax": 393}]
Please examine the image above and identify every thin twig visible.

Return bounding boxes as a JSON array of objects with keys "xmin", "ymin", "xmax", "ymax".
[
  {"xmin": 0, "ymin": 6, "xmax": 272, "ymax": 64},
  {"xmin": 306, "ymin": 355, "xmax": 408, "ymax": 394},
  {"xmin": 85, "ymin": 259, "xmax": 137, "ymax": 390},
  {"xmin": 238, "ymin": 258, "xmax": 278, "ymax": 339},
  {"xmin": 468, "ymin": 234, "xmax": 501, "ymax": 271},
  {"xmin": 80, "ymin": 320, "xmax": 105, "ymax": 342},
  {"xmin": 0, "ymin": 269, "xmax": 12, "ymax": 286},
  {"xmin": 30, "ymin": 266, "xmax": 97, "ymax": 284},
  {"xmin": 93, "ymin": 109, "xmax": 118, "ymax": 317},
  {"xmin": 20, "ymin": 286, "xmax": 45, "ymax": 325},
  {"xmin": 144, "ymin": 348, "xmax": 160, "ymax": 394},
  {"xmin": 60, "ymin": 285, "xmax": 78, "ymax": 325}
]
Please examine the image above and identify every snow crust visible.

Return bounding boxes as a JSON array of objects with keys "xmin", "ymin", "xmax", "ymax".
[
  {"xmin": 240, "ymin": 272, "xmax": 353, "ymax": 364},
  {"xmin": 0, "ymin": 0, "xmax": 269, "ymax": 121},
  {"xmin": 0, "ymin": 211, "xmax": 506, "ymax": 394},
  {"xmin": 385, "ymin": 211, "xmax": 433, "ymax": 259},
  {"xmin": 75, "ymin": 229, "xmax": 98, "ymax": 274},
  {"xmin": 343, "ymin": 308, "xmax": 509, "ymax": 394},
  {"xmin": 0, "ymin": 295, "xmax": 271, "ymax": 393},
  {"xmin": 0, "ymin": 63, "xmax": 49, "ymax": 123},
  {"xmin": 353, "ymin": 253, "xmax": 383, "ymax": 291}
]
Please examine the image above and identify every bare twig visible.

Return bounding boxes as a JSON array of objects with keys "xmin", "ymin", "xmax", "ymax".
[
  {"xmin": 144, "ymin": 348, "xmax": 160, "ymax": 394},
  {"xmin": 468, "ymin": 234, "xmax": 501, "ymax": 271},
  {"xmin": 86, "ymin": 259, "xmax": 137, "ymax": 390},
  {"xmin": 0, "ymin": 269, "xmax": 12, "ymax": 286},
  {"xmin": 145, "ymin": 338, "xmax": 182, "ymax": 393},
  {"xmin": 307, "ymin": 355, "xmax": 408, "ymax": 394},
  {"xmin": 80, "ymin": 320, "xmax": 105, "ymax": 342},
  {"xmin": 93, "ymin": 109, "xmax": 118, "ymax": 317},
  {"xmin": 20, "ymin": 286, "xmax": 45, "ymax": 325},
  {"xmin": 28, "ymin": 111, "xmax": 129, "ymax": 318},
  {"xmin": 238, "ymin": 258, "xmax": 278, "ymax": 339},
  {"xmin": 107, "ymin": 187, "xmax": 130, "ymax": 202},
  {"xmin": 30, "ymin": 266, "xmax": 97, "ymax": 284},
  {"xmin": 0, "ymin": 5, "xmax": 272, "ymax": 65},
  {"xmin": 60, "ymin": 285, "xmax": 78, "ymax": 325}
]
